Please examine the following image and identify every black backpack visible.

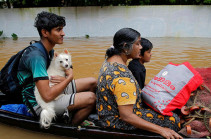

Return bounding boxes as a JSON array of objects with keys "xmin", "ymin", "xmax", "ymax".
[
  {"xmin": 0, "ymin": 42, "xmax": 52, "ymax": 104},
  {"xmin": 0, "ymin": 46, "xmax": 29, "ymax": 103}
]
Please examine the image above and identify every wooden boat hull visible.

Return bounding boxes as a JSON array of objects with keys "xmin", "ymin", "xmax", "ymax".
[
  {"xmin": 0, "ymin": 91, "xmax": 165, "ymax": 139},
  {"xmin": 0, "ymin": 109, "xmax": 163, "ymax": 139},
  {"xmin": 0, "ymin": 91, "xmax": 208, "ymax": 139}
]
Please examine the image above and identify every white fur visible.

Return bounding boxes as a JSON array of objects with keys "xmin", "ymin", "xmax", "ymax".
[{"xmin": 34, "ymin": 50, "xmax": 72, "ymax": 129}]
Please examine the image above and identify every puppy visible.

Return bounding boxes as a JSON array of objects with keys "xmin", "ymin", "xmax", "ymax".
[{"xmin": 34, "ymin": 49, "xmax": 72, "ymax": 129}]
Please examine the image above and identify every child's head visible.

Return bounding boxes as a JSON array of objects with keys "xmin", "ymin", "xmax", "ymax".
[{"xmin": 140, "ymin": 38, "xmax": 153, "ymax": 63}]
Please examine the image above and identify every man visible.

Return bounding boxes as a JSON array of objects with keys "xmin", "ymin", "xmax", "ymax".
[{"xmin": 18, "ymin": 11, "xmax": 96, "ymax": 125}]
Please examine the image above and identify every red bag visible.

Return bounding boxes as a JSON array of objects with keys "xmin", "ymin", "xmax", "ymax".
[{"xmin": 142, "ymin": 62, "xmax": 203, "ymax": 116}]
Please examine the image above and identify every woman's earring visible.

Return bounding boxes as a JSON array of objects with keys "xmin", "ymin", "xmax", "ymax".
[{"xmin": 125, "ymin": 51, "xmax": 130, "ymax": 55}]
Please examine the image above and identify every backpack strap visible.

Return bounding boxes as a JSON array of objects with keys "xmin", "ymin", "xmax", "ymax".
[
  {"xmin": 25, "ymin": 96, "xmax": 38, "ymax": 119},
  {"xmin": 30, "ymin": 41, "xmax": 54, "ymax": 69}
]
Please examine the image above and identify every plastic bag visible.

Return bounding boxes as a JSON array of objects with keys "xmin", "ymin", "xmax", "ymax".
[
  {"xmin": 142, "ymin": 62, "xmax": 203, "ymax": 116},
  {"xmin": 0, "ymin": 104, "xmax": 32, "ymax": 116}
]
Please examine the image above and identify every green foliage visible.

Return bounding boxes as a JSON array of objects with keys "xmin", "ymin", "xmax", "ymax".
[
  {"xmin": 85, "ymin": 34, "xmax": 89, "ymax": 39},
  {"xmin": 0, "ymin": 0, "xmax": 211, "ymax": 8},
  {"xmin": 140, "ymin": 0, "xmax": 150, "ymax": 5},
  {"xmin": 204, "ymin": 0, "xmax": 211, "ymax": 4},
  {"xmin": 169, "ymin": 0, "xmax": 177, "ymax": 4},
  {"xmin": 0, "ymin": 30, "xmax": 3, "ymax": 37},
  {"xmin": 11, "ymin": 33, "xmax": 18, "ymax": 40},
  {"xmin": 143, "ymin": 0, "xmax": 150, "ymax": 5}
]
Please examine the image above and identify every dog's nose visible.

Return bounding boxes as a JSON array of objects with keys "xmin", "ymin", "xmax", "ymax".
[{"xmin": 65, "ymin": 65, "xmax": 68, "ymax": 68}]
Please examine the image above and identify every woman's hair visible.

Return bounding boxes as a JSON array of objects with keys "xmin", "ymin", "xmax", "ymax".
[
  {"xmin": 140, "ymin": 38, "xmax": 153, "ymax": 56},
  {"xmin": 34, "ymin": 11, "xmax": 66, "ymax": 37},
  {"xmin": 106, "ymin": 28, "xmax": 141, "ymax": 58}
]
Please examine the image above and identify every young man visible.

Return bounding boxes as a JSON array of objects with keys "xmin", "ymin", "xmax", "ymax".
[
  {"xmin": 18, "ymin": 11, "xmax": 96, "ymax": 125},
  {"xmin": 128, "ymin": 38, "xmax": 153, "ymax": 89}
]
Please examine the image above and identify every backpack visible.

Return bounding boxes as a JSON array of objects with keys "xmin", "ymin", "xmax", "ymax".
[{"xmin": 0, "ymin": 41, "xmax": 53, "ymax": 104}]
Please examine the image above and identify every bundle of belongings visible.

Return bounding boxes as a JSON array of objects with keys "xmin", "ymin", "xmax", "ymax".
[
  {"xmin": 141, "ymin": 62, "xmax": 211, "ymax": 138},
  {"xmin": 178, "ymin": 68, "xmax": 211, "ymax": 138}
]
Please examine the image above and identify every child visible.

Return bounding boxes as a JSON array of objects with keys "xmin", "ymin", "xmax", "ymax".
[{"xmin": 128, "ymin": 38, "xmax": 153, "ymax": 89}]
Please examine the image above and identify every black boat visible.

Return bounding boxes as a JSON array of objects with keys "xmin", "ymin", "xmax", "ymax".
[
  {"xmin": 1, "ymin": 91, "xmax": 207, "ymax": 139},
  {"xmin": 0, "ymin": 91, "xmax": 165, "ymax": 139}
]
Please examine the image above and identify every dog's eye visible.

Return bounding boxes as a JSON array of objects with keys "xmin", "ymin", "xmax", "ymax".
[
  {"xmin": 60, "ymin": 61, "xmax": 63, "ymax": 63},
  {"xmin": 66, "ymin": 59, "xmax": 68, "ymax": 61}
]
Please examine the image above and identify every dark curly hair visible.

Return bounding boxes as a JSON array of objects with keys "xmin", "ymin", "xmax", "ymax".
[{"xmin": 34, "ymin": 11, "xmax": 66, "ymax": 37}]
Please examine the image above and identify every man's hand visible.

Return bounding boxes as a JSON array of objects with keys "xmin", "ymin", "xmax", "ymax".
[
  {"xmin": 65, "ymin": 68, "xmax": 73, "ymax": 81},
  {"xmin": 50, "ymin": 75, "xmax": 66, "ymax": 85},
  {"xmin": 49, "ymin": 68, "xmax": 73, "ymax": 85}
]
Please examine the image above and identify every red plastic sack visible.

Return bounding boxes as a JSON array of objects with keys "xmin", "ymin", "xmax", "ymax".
[
  {"xmin": 195, "ymin": 67, "xmax": 211, "ymax": 91},
  {"xmin": 142, "ymin": 62, "xmax": 203, "ymax": 116}
]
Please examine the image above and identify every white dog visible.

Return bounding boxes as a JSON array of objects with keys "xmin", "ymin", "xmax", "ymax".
[{"xmin": 34, "ymin": 49, "xmax": 72, "ymax": 129}]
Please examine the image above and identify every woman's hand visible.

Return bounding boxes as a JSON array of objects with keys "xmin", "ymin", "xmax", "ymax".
[
  {"xmin": 159, "ymin": 127, "xmax": 183, "ymax": 139},
  {"xmin": 50, "ymin": 75, "xmax": 66, "ymax": 85}
]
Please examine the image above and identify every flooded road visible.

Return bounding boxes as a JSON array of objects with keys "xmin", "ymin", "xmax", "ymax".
[{"xmin": 0, "ymin": 37, "xmax": 210, "ymax": 138}]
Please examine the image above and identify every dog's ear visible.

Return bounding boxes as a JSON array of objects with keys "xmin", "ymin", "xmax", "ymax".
[
  {"xmin": 64, "ymin": 49, "xmax": 69, "ymax": 54},
  {"xmin": 54, "ymin": 52, "xmax": 58, "ymax": 57}
]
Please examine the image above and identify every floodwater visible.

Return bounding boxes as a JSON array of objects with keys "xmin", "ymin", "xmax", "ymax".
[{"xmin": 0, "ymin": 37, "xmax": 211, "ymax": 138}]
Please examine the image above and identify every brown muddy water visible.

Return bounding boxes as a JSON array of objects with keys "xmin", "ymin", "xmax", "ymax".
[{"xmin": 0, "ymin": 37, "xmax": 211, "ymax": 139}]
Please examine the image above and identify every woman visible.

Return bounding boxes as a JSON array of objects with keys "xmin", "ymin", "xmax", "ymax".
[{"xmin": 96, "ymin": 28, "xmax": 183, "ymax": 139}]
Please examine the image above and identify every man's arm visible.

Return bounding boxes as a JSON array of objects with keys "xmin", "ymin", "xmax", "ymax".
[{"xmin": 35, "ymin": 68, "xmax": 73, "ymax": 102}]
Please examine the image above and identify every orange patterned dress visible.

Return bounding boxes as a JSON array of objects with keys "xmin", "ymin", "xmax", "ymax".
[{"xmin": 96, "ymin": 61, "xmax": 180, "ymax": 131}]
